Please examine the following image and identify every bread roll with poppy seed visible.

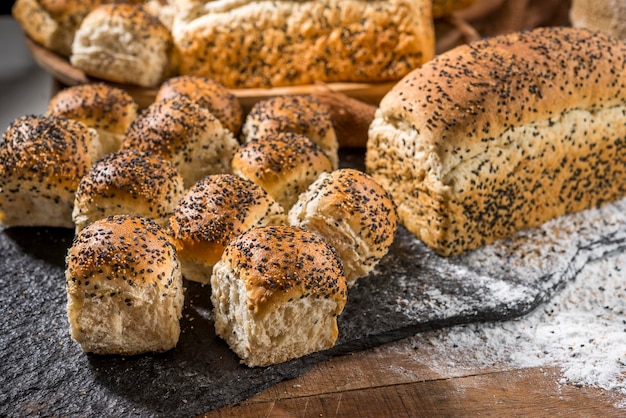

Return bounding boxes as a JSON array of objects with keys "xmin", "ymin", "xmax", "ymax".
[
  {"xmin": 70, "ymin": 3, "xmax": 175, "ymax": 87},
  {"xmin": 0, "ymin": 115, "xmax": 98, "ymax": 228},
  {"xmin": 172, "ymin": 0, "xmax": 434, "ymax": 89},
  {"xmin": 155, "ymin": 75, "xmax": 244, "ymax": 136},
  {"xmin": 231, "ymin": 132, "xmax": 333, "ymax": 212},
  {"xmin": 168, "ymin": 174, "xmax": 285, "ymax": 284},
  {"xmin": 12, "ymin": 0, "xmax": 108, "ymax": 56},
  {"xmin": 242, "ymin": 95, "xmax": 339, "ymax": 169},
  {"xmin": 66, "ymin": 215, "xmax": 184, "ymax": 355},
  {"xmin": 211, "ymin": 225, "xmax": 347, "ymax": 367},
  {"xmin": 73, "ymin": 149, "xmax": 185, "ymax": 232},
  {"xmin": 47, "ymin": 83, "xmax": 138, "ymax": 159},
  {"xmin": 122, "ymin": 96, "xmax": 239, "ymax": 188},
  {"xmin": 366, "ymin": 26, "xmax": 626, "ymax": 256},
  {"xmin": 288, "ymin": 168, "xmax": 398, "ymax": 286}
]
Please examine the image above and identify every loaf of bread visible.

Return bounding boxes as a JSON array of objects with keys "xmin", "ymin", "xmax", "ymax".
[
  {"xmin": 242, "ymin": 95, "xmax": 339, "ymax": 169},
  {"xmin": 0, "ymin": 115, "xmax": 98, "ymax": 228},
  {"xmin": 288, "ymin": 168, "xmax": 398, "ymax": 286},
  {"xmin": 172, "ymin": 0, "xmax": 435, "ymax": 88},
  {"xmin": 73, "ymin": 149, "xmax": 185, "ymax": 232},
  {"xmin": 211, "ymin": 225, "xmax": 347, "ymax": 367},
  {"xmin": 12, "ymin": 0, "xmax": 108, "ymax": 56},
  {"xmin": 122, "ymin": 96, "xmax": 239, "ymax": 188},
  {"xmin": 168, "ymin": 174, "xmax": 285, "ymax": 284},
  {"xmin": 71, "ymin": 3, "xmax": 175, "ymax": 87},
  {"xmin": 66, "ymin": 215, "xmax": 184, "ymax": 355},
  {"xmin": 155, "ymin": 75, "xmax": 244, "ymax": 136},
  {"xmin": 47, "ymin": 83, "xmax": 138, "ymax": 158},
  {"xmin": 231, "ymin": 132, "xmax": 333, "ymax": 212},
  {"xmin": 366, "ymin": 26, "xmax": 626, "ymax": 256}
]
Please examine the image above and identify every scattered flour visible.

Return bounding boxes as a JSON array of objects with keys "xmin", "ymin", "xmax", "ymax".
[{"xmin": 409, "ymin": 251, "xmax": 626, "ymax": 401}]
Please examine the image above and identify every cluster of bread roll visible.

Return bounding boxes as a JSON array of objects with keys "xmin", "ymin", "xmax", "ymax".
[
  {"xmin": 0, "ymin": 76, "xmax": 398, "ymax": 365},
  {"xmin": 12, "ymin": 0, "xmax": 476, "ymax": 89}
]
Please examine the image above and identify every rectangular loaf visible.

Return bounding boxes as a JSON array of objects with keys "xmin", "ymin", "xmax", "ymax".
[
  {"xmin": 172, "ymin": 0, "xmax": 435, "ymax": 88},
  {"xmin": 366, "ymin": 26, "xmax": 626, "ymax": 256}
]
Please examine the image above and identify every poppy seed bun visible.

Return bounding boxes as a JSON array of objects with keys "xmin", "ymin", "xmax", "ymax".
[
  {"xmin": 73, "ymin": 149, "xmax": 185, "ymax": 232},
  {"xmin": 122, "ymin": 96, "xmax": 239, "ymax": 188},
  {"xmin": 12, "ymin": 0, "xmax": 108, "ymax": 56},
  {"xmin": 155, "ymin": 75, "xmax": 244, "ymax": 136},
  {"xmin": 288, "ymin": 168, "xmax": 398, "ymax": 286},
  {"xmin": 47, "ymin": 83, "xmax": 138, "ymax": 158},
  {"xmin": 231, "ymin": 132, "xmax": 333, "ymax": 212},
  {"xmin": 242, "ymin": 95, "xmax": 339, "ymax": 169},
  {"xmin": 211, "ymin": 225, "xmax": 347, "ymax": 367},
  {"xmin": 172, "ymin": 0, "xmax": 434, "ymax": 88},
  {"xmin": 66, "ymin": 215, "xmax": 184, "ymax": 355},
  {"xmin": 366, "ymin": 26, "xmax": 626, "ymax": 256},
  {"xmin": 168, "ymin": 174, "xmax": 285, "ymax": 284},
  {"xmin": 0, "ymin": 115, "xmax": 98, "ymax": 228},
  {"xmin": 70, "ymin": 3, "xmax": 174, "ymax": 87}
]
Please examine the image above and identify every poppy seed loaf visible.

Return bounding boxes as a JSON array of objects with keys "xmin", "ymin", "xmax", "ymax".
[{"xmin": 366, "ymin": 26, "xmax": 626, "ymax": 256}]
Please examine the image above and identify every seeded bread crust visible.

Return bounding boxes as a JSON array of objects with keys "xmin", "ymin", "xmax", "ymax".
[
  {"xmin": 366, "ymin": 26, "xmax": 626, "ymax": 256},
  {"xmin": 172, "ymin": 0, "xmax": 434, "ymax": 88}
]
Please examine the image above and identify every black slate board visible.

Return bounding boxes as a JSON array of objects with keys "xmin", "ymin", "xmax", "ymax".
[{"xmin": 1, "ymin": 187, "xmax": 625, "ymax": 417}]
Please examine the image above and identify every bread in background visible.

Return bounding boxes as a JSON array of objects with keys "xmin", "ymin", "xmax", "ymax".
[{"xmin": 570, "ymin": 0, "xmax": 626, "ymax": 41}]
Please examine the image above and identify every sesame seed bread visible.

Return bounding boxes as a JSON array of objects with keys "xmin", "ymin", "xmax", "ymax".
[
  {"xmin": 168, "ymin": 174, "xmax": 285, "ymax": 284},
  {"xmin": 172, "ymin": 0, "xmax": 435, "ymax": 88},
  {"xmin": 66, "ymin": 215, "xmax": 184, "ymax": 355},
  {"xmin": 12, "ymin": 0, "xmax": 108, "ymax": 56},
  {"xmin": 122, "ymin": 96, "xmax": 239, "ymax": 188},
  {"xmin": 70, "ymin": 3, "xmax": 175, "ymax": 87},
  {"xmin": 366, "ymin": 26, "xmax": 626, "ymax": 256},
  {"xmin": 0, "ymin": 115, "xmax": 98, "ymax": 228},
  {"xmin": 155, "ymin": 75, "xmax": 244, "ymax": 136},
  {"xmin": 47, "ymin": 83, "xmax": 139, "ymax": 158},
  {"xmin": 288, "ymin": 168, "xmax": 398, "ymax": 286},
  {"xmin": 210, "ymin": 225, "xmax": 347, "ymax": 367},
  {"xmin": 242, "ymin": 95, "xmax": 339, "ymax": 169},
  {"xmin": 73, "ymin": 149, "xmax": 185, "ymax": 232},
  {"xmin": 231, "ymin": 132, "xmax": 333, "ymax": 212}
]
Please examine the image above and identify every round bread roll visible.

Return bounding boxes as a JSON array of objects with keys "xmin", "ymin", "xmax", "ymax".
[
  {"xmin": 241, "ymin": 95, "xmax": 339, "ymax": 169},
  {"xmin": 288, "ymin": 168, "xmax": 398, "ymax": 286},
  {"xmin": 211, "ymin": 225, "xmax": 347, "ymax": 367},
  {"xmin": 0, "ymin": 115, "xmax": 98, "ymax": 228},
  {"xmin": 66, "ymin": 214, "xmax": 184, "ymax": 355},
  {"xmin": 231, "ymin": 132, "xmax": 333, "ymax": 212},
  {"xmin": 12, "ymin": 0, "xmax": 109, "ymax": 56},
  {"xmin": 168, "ymin": 174, "xmax": 285, "ymax": 284},
  {"xmin": 47, "ymin": 83, "xmax": 139, "ymax": 159},
  {"xmin": 70, "ymin": 3, "xmax": 175, "ymax": 87},
  {"xmin": 73, "ymin": 149, "xmax": 185, "ymax": 232},
  {"xmin": 155, "ymin": 75, "xmax": 244, "ymax": 136},
  {"xmin": 122, "ymin": 96, "xmax": 239, "ymax": 188}
]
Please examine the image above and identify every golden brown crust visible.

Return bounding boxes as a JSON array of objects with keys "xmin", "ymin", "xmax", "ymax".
[
  {"xmin": 47, "ymin": 83, "xmax": 138, "ymax": 135},
  {"xmin": 155, "ymin": 75, "xmax": 244, "ymax": 135},
  {"xmin": 169, "ymin": 174, "xmax": 285, "ymax": 266},
  {"xmin": 73, "ymin": 149, "xmax": 185, "ymax": 230},
  {"xmin": 231, "ymin": 132, "xmax": 333, "ymax": 211},
  {"xmin": 173, "ymin": 0, "xmax": 434, "ymax": 88},
  {"xmin": 366, "ymin": 26, "xmax": 626, "ymax": 256},
  {"xmin": 221, "ymin": 225, "xmax": 347, "ymax": 318},
  {"xmin": 242, "ymin": 95, "xmax": 339, "ymax": 168}
]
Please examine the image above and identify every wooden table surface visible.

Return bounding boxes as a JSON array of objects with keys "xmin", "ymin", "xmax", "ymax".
[{"xmin": 202, "ymin": 333, "xmax": 625, "ymax": 417}]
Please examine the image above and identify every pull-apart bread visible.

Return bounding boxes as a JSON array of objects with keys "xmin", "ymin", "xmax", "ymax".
[
  {"xmin": 366, "ymin": 26, "xmax": 626, "ymax": 256},
  {"xmin": 172, "ymin": 0, "xmax": 435, "ymax": 88}
]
